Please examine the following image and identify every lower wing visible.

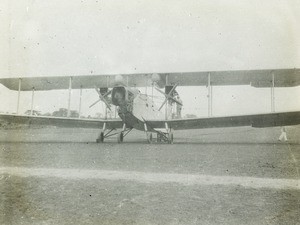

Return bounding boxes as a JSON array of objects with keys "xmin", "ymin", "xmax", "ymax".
[
  {"xmin": 145, "ymin": 111, "xmax": 300, "ymax": 130},
  {"xmin": 0, "ymin": 114, "xmax": 123, "ymax": 129}
]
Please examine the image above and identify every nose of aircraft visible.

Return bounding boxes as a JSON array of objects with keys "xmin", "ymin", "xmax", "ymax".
[{"xmin": 111, "ymin": 86, "xmax": 126, "ymax": 106}]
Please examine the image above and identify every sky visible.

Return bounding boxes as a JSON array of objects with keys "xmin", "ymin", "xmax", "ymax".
[{"xmin": 0, "ymin": 0, "xmax": 299, "ymax": 117}]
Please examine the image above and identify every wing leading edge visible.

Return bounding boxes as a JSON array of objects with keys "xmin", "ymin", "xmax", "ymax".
[
  {"xmin": 0, "ymin": 114, "xmax": 124, "ymax": 129},
  {"xmin": 0, "ymin": 68, "xmax": 299, "ymax": 91},
  {"xmin": 145, "ymin": 111, "xmax": 300, "ymax": 130}
]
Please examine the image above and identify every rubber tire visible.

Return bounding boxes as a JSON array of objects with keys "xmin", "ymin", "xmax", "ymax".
[
  {"xmin": 100, "ymin": 132, "xmax": 104, "ymax": 142},
  {"xmin": 96, "ymin": 132, "xmax": 104, "ymax": 143},
  {"xmin": 117, "ymin": 132, "xmax": 124, "ymax": 143}
]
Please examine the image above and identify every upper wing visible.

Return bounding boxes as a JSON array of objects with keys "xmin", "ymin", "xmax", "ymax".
[
  {"xmin": 166, "ymin": 68, "xmax": 300, "ymax": 88},
  {"xmin": 0, "ymin": 68, "xmax": 299, "ymax": 91},
  {"xmin": 0, "ymin": 114, "xmax": 124, "ymax": 129},
  {"xmin": 145, "ymin": 111, "xmax": 300, "ymax": 130}
]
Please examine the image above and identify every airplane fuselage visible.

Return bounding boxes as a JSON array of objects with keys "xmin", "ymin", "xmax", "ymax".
[{"xmin": 111, "ymin": 86, "xmax": 165, "ymax": 131}]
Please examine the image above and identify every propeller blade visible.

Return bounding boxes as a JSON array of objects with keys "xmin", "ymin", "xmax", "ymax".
[
  {"xmin": 158, "ymin": 98, "xmax": 168, "ymax": 111},
  {"xmin": 156, "ymin": 84, "xmax": 181, "ymax": 111},
  {"xmin": 103, "ymin": 89, "xmax": 112, "ymax": 98},
  {"xmin": 102, "ymin": 99, "xmax": 112, "ymax": 111},
  {"xmin": 155, "ymin": 87, "xmax": 166, "ymax": 96},
  {"xmin": 95, "ymin": 87, "xmax": 101, "ymax": 95},
  {"xmin": 170, "ymin": 97, "xmax": 183, "ymax": 105},
  {"xmin": 89, "ymin": 98, "xmax": 102, "ymax": 108},
  {"xmin": 99, "ymin": 93, "xmax": 112, "ymax": 111},
  {"xmin": 91, "ymin": 88, "xmax": 112, "ymax": 110},
  {"xmin": 168, "ymin": 84, "xmax": 178, "ymax": 95}
]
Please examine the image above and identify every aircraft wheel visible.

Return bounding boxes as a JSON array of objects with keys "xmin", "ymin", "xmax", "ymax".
[
  {"xmin": 100, "ymin": 132, "xmax": 104, "ymax": 142},
  {"xmin": 157, "ymin": 133, "xmax": 161, "ymax": 143},
  {"xmin": 147, "ymin": 133, "xmax": 153, "ymax": 143},
  {"xmin": 117, "ymin": 132, "xmax": 124, "ymax": 143},
  {"xmin": 96, "ymin": 132, "xmax": 104, "ymax": 143},
  {"xmin": 168, "ymin": 133, "xmax": 173, "ymax": 144}
]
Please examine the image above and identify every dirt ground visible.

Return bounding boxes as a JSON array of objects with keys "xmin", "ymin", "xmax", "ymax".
[{"xmin": 0, "ymin": 126, "xmax": 299, "ymax": 224}]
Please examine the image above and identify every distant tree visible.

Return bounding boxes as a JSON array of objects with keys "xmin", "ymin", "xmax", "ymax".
[
  {"xmin": 94, "ymin": 113, "xmax": 103, "ymax": 119},
  {"xmin": 52, "ymin": 108, "xmax": 68, "ymax": 117},
  {"xmin": 24, "ymin": 110, "xmax": 41, "ymax": 116},
  {"xmin": 70, "ymin": 110, "xmax": 79, "ymax": 118},
  {"xmin": 52, "ymin": 108, "xmax": 80, "ymax": 118},
  {"xmin": 43, "ymin": 112, "xmax": 52, "ymax": 116},
  {"xmin": 184, "ymin": 114, "xmax": 197, "ymax": 119}
]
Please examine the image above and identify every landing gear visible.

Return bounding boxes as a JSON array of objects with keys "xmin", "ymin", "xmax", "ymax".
[
  {"xmin": 167, "ymin": 132, "xmax": 173, "ymax": 144},
  {"xmin": 165, "ymin": 122, "xmax": 173, "ymax": 144},
  {"xmin": 96, "ymin": 125, "xmax": 132, "ymax": 144},
  {"xmin": 156, "ymin": 131, "xmax": 173, "ymax": 144},
  {"xmin": 144, "ymin": 123, "xmax": 153, "ymax": 144},
  {"xmin": 157, "ymin": 133, "xmax": 162, "ymax": 143},
  {"xmin": 147, "ymin": 133, "xmax": 153, "ymax": 143},
  {"xmin": 96, "ymin": 132, "xmax": 104, "ymax": 143},
  {"xmin": 144, "ymin": 121, "xmax": 174, "ymax": 144},
  {"xmin": 117, "ymin": 132, "xmax": 124, "ymax": 143}
]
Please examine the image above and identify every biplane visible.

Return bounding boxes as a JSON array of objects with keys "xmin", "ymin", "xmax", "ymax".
[{"xmin": 0, "ymin": 68, "xmax": 300, "ymax": 143}]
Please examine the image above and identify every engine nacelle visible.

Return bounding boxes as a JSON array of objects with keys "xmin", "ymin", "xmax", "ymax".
[
  {"xmin": 151, "ymin": 73, "xmax": 165, "ymax": 88},
  {"xmin": 114, "ymin": 74, "xmax": 125, "ymax": 86},
  {"xmin": 111, "ymin": 86, "xmax": 139, "ymax": 107}
]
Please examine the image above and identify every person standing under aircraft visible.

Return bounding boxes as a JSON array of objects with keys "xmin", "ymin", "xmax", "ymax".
[{"xmin": 278, "ymin": 126, "xmax": 288, "ymax": 142}]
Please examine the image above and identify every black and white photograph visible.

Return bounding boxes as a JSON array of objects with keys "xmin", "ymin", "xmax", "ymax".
[{"xmin": 0, "ymin": 0, "xmax": 300, "ymax": 224}]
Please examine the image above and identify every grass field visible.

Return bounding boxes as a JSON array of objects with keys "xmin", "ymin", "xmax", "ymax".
[{"xmin": 0, "ymin": 126, "xmax": 299, "ymax": 224}]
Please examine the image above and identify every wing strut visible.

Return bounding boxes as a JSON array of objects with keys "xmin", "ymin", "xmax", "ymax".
[
  {"xmin": 271, "ymin": 72, "xmax": 275, "ymax": 113},
  {"xmin": 30, "ymin": 88, "xmax": 35, "ymax": 115},
  {"xmin": 207, "ymin": 72, "xmax": 213, "ymax": 117},
  {"xmin": 78, "ymin": 86, "xmax": 83, "ymax": 118},
  {"xmin": 17, "ymin": 78, "xmax": 21, "ymax": 114},
  {"xmin": 67, "ymin": 77, "xmax": 72, "ymax": 118}
]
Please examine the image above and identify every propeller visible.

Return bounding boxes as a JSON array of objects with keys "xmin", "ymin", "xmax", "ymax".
[
  {"xmin": 155, "ymin": 84, "xmax": 183, "ymax": 111},
  {"xmin": 89, "ymin": 88, "xmax": 112, "ymax": 110}
]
